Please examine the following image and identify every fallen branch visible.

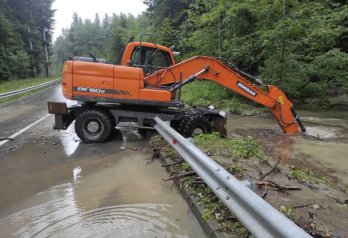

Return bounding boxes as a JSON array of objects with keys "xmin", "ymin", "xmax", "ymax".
[
  {"xmin": 293, "ymin": 203, "xmax": 316, "ymax": 209},
  {"xmin": 7, "ymin": 144, "xmax": 20, "ymax": 152},
  {"xmin": 256, "ymin": 155, "xmax": 282, "ymax": 173},
  {"xmin": 240, "ymin": 161, "xmax": 263, "ymax": 176},
  {"xmin": 250, "ymin": 162, "xmax": 263, "ymax": 176},
  {"xmin": 259, "ymin": 158, "xmax": 281, "ymax": 181},
  {"xmin": 162, "ymin": 171, "xmax": 196, "ymax": 181},
  {"xmin": 146, "ymin": 148, "xmax": 160, "ymax": 165},
  {"xmin": 127, "ymin": 146, "xmax": 138, "ymax": 151},
  {"xmin": 256, "ymin": 180, "xmax": 301, "ymax": 194}
]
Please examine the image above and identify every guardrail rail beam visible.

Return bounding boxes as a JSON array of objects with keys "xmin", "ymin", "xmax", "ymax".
[{"xmin": 154, "ymin": 117, "xmax": 311, "ymax": 238}]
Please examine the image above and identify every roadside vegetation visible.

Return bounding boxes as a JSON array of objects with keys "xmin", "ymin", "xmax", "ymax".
[
  {"xmin": 0, "ymin": 77, "xmax": 55, "ymax": 104},
  {"xmin": 0, "ymin": 0, "xmax": 54, "ymax": 81},
  {"xmin": 0, "ymin": 77, "xmax": 54, "ymax": 94},
  {"xmin": 149, "ymin": 131, "xmax": 346, "ymax": 237},
  {"xmin": 181, "ymin": 80, "xmax": 268, "ymax": 115}
]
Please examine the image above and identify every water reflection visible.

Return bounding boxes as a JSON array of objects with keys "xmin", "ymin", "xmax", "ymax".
[
  {"xmin": 0, "ymin": 179, "xmax": 201, "ymax": 237},
  {"xmin": 59, "ymin": 125, "xmax": 152, "ymax": 158},
  {"xmin": 0, "ymin": 125, "xmax": 205, "ymax": 237},
  {"xmin": 73, "ymin": 167, "xmax": 82, "ymax": 182},
  {"xmin": 58, "ymin": 125, "xmax": 80, "ymax": 156}
]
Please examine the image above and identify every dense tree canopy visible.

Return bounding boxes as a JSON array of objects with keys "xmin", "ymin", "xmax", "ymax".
[
  {"xmin": 51, "ymin": 12, "xmax": 150, "ymax": 74},
  {"xmin": 0, "ymin": 0, "xmax": 54, "ymax": 80},
  {"xmin": 52, "ymin": 0, "xmax": 347, "ymax": 101}
]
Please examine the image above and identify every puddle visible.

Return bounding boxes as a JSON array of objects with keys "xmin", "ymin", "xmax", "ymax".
[
  {"xmin": 304, "ymin": 126, "xmax": 338, "ymax": 139},
  {"xmin": 228, "ymin": 111, "xmax": 348, "ymax": 187},
  {"xmin": 0, "ymin": 183, "xmax": 198, "ymax": 237},
  {"xmin": 292, "ymin": 139, "xmax": 348, "ymax": 186},
  {"xmin": 0, "ymin": 127, "xmax": 205, "ymax": 237}
]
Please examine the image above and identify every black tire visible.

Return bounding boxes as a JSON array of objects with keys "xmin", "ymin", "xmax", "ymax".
[
  {"xmin": 176, "ymin": 111, "xmax": 212, "ymax": 138},
  {"xmin": 75, "ymin": 109, "xmax": 114, "ymax": 143}
]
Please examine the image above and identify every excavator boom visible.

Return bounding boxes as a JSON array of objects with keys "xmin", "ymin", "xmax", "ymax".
[{"xmin": 145, "ymin": 56, "xmax": 305, "ymax": 134}]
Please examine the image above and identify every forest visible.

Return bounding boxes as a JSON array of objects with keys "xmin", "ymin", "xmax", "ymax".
[
  {"xmin": 0, "ymin": 0, "xmax": 54, "ymax": 80},
  {"xmin": 1, "ymin": 0, "xmax": 347, "ymax": 103}
]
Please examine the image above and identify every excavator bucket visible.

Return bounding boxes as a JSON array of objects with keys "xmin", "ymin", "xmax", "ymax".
[
  {"xmin": 268, "ymin": 86, "xmax": 306, "ymax": 134},
  {"xmin": 212, "ymin": 113, "xmax": 228, "ymax": 137}
]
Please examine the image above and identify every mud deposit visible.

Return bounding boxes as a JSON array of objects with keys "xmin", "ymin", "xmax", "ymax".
[
  {"xmin": 226, "ymin": 110, "xmax": 348, "ymax": 237},
  {"xmin": 0, "ymin": 126, "xmax": 205, "ymax": 237}
]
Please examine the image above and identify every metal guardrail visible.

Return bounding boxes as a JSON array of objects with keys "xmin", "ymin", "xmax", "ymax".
[
  {"xmin": 0, "ymin": 78, "xmax": 60, "ymax": 99},
  {"xmin": 154, "ymin": 117, "xmax": 311, "ymax": 238}
]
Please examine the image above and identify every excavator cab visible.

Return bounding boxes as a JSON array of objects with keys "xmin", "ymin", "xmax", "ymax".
[
  {"xmin": 120, "ymin": 33, "xmax": 176, "ymax": 75},
  {"xmin": 130, "ymin": 46, "xmax": 173, "ymax": 74}
]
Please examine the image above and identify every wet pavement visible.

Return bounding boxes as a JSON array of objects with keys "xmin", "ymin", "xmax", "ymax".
[{"xmin": 0, "ymin": 86, "xmax": 206, "ymax": 237}]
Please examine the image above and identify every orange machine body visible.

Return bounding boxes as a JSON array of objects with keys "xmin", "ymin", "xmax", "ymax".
[
  {"xmin": 62, "ymin": 62, "xmax": 172, "ymax": 103},
  {"xmin": 61, "ymin": 42, "xmax": 301, "ymax": 134}
]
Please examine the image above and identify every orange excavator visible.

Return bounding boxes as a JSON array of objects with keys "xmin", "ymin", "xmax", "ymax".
[{"xmin": 48, "ymin": 34, "xmax": 306, "ymax": 143}]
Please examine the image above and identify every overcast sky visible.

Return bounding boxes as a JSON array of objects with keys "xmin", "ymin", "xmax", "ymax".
[{"xmin": 52, "ymin": 0, "xmax": 147, "ymax": 41}]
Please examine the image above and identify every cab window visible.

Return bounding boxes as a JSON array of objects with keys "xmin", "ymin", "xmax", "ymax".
[{"xmin": 131, "ymin": 46, "xmax": 172, "ymax": 74}]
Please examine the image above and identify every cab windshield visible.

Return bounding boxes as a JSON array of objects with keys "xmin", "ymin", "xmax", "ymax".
[{"xmin": 131, "ymin": 46, "xmax": 172, "ymax": 74}]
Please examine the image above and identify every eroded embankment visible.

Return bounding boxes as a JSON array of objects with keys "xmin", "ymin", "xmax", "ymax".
[{"xmin": 150, "ymin": 111, "xmax": 348, "ymax": 238}]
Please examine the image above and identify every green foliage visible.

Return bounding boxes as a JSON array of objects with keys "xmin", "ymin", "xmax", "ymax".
[
  {"xmin": 0, "ymin": 76, "xmax": 53, "ymax": 93},
  {"xmin": 194, "ymin": 133, "xmax": 235, "ymax": 158},
  {"xmin": 231, "ymin": 136, "xmax": 260, "ymax": 160},
  {"xmin": 202, "ymin": 208, "xmax": 213, "ymax": 222},
  {"xmin": 177, "ymin": 0, "xmax": 348, "ymax": 101},
  {"xmin": 228, "ymin": 164, "xmax": 245, "ymax": 177},
  {"xmin": 51, "ymin": 12, "xmax": 152, "ymax": 74},
  {"xmin": 0, "ymin": 76, "xmax": 54, "ymax": 103},
  {"xmin": 288, "ymin": 166, "xmax": 331, "ymax": 186},
  {"xmin": 194, "ymin": 133, "xmax": 262, "ymax": 160},
  {"xmin": 148, "ymin": 135, "xmax": 179, "ymax": 159},
  {"xmin": 0, "ymin": 0, "xmax": 54, "ymax": 80},
  {"xmin": 280, "ymin": 205, "xmax": 294, "ymax": 218},
  {"xmin": 181, "ymin": 80, "xmax": 261, "ymax": 114}
]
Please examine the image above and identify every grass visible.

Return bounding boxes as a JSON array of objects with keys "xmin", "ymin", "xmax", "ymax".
[
  {"xmin": 194, "ymin": 132, "xmax": 263, "ymax": 160},
  {"xmin": 288, "ymin": 166, "xmax": 332, "ymax": 187},
  {"xmin": 0, "ymin": 77, "xmax": 56, "ymax": 103}
]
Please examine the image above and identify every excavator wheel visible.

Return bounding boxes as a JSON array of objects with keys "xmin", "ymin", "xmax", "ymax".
[
  {"xmin": 176, "ymin": 110, "xmax": 212, "ymax": 138},
  {"xmin": 75, "ymin": 109, "xmax": 114, "ymax": 143}
]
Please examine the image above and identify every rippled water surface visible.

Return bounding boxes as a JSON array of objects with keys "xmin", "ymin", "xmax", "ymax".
[
  {"xmin": 0, "ymin": 184, "xmax": 191, "ymax": 238},
  {"xmin": 0, "ymin": 127, "xmax": 205, "ymax": 237}
]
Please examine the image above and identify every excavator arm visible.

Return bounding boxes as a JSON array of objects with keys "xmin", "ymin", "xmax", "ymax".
[{"xmin": 144, "ymin": 56, "xmax": 306, "ymax": 134}]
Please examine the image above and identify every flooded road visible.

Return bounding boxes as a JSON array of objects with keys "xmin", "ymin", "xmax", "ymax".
[
  {"xmin": 227, "ymin": 110, "xmax": 348, "ymax": 188},
  {"xmin": 226, "ymin": 110, "xmax": 348, "ymax": 236},
  {"xmin": 0, "ymin": 86, "xmax": 205, "ymax": 237}
]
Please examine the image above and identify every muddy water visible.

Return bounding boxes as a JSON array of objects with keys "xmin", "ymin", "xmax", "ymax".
[
  {"xmin": 227, "ymin": 110, "xmax": 348, "ymax": 187},
  {"xmin": 0, "ymin": 125, "xmax": 205, "ymax": 237}
]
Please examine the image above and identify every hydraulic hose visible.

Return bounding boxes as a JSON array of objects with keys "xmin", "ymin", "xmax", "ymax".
[{"xmin": 290, "ymin": 108, "xmax": 306, "ymax": 132}]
